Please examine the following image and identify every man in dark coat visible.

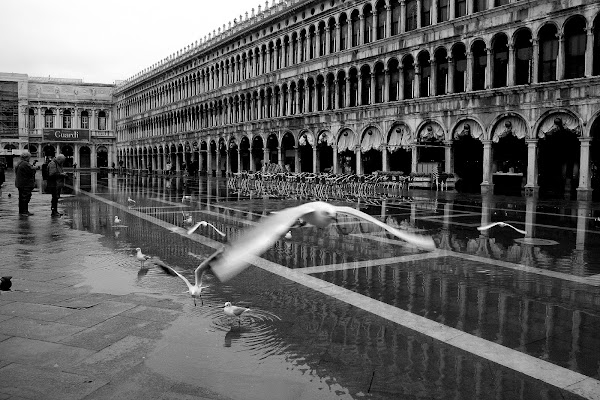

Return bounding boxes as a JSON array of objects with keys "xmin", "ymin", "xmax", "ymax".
[
  {"xmin": 14, "ymin": 151, "xmax": 39, "ymax": 216},
  {"xmin": 47, "ymin": 154, "xmax": 68, "ymax": 217}
]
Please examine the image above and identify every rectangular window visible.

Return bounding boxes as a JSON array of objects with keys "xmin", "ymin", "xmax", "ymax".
[
  {"xmin": 392, "ymin": 6, "xmax": 400, "ymax": 35},
  {"xmin": 45, "ymin": 114, "xmax": 53, "ymax": 128},
  {"xmin": 438, "ymin": 0, "xmax": 449, "ymax": 22},
  {"xmin": 98, "ymin": 117, "xmax": 106, "ymax": 130},
  {"xmin": 456, "ymin": 0, "xmax": 467, "ymax": 17},
  {"xmin": 81, "ymin": 116, "xmax": 89, "ymax": 129},
  {"xmin": 474, "ymin": 0, "xmax": 487, "ymax": 12},
  {"xmin": 422, "ymin": 0, "xmax": 432, "ymax": 27},
  {"xmin": 406, "ymin": 1, "xmax": 417, "ymax": 31},
  {"xmin": 63, "ymin": 115, "xmax": 71, "ymax": 129},
  {"xmin": 28, "ymin": 114, "xmax": 35, "ymax": 129},
  {"xmin": 352, "ymin": 20, "xmax": 359, "ymax": 46}
]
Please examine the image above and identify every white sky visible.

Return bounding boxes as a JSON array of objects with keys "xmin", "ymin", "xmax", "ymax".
[{"xmin": 0, "ymin": 0, "xmax": 257, "ymax": 84}]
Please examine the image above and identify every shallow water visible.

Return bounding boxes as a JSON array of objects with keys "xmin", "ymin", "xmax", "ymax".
[{"xmin": 8, "ymin": 170, "xmax": 599, "ymax": 399}]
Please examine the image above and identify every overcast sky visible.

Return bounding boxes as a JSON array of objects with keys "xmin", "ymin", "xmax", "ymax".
[{"xmin": 0, "ymin": 0, "xmax": 259, "ymax": 84}]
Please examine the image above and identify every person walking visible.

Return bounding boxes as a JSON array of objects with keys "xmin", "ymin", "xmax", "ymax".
[
  {"xmin": 47, "ymin": 154, "xmax": 68, "ymax": 217},
  {"xmin": 0, "ymin": 159, "xmax": 6, "ymax": 187},
  {"xmin": 14, "ymin": 151, "xmax": 39, "ymax": 216}
]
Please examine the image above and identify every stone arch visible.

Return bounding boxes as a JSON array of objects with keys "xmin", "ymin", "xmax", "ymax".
[{"xmin": 452, "ymin": 117, "xmax": 485, "ymax": 141}]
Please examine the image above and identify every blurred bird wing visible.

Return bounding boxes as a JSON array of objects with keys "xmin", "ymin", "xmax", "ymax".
[
  {"xmin": 194, "ymin": 247, "xmax": 223, "ymax": 286},
  {"xmin": 477, "ymin": 222, "xmax": 502, "ymax": 231},
  {"xmin": 210, "ymin": 203, "xmax": 318, "ymax": 282},
  {"xmin": 155, "ymin": 260, "xmax": 193, "ymax": 290},
  {"xmin": 503, "ymin": 223, "xmax": 527, "ymax": 235},
  {"xmin": 335, "ymin": 206, "xmax": 436, "ymax": 250},
  {"xmin": 231, "ymin": 306, "xmax": 249, "ymax": 316},
  {"xmin": 187, "ymin": 222, "xmax": 202, "ymax": 235}
]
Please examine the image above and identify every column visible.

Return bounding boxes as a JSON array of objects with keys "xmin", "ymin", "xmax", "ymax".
[
  {"xmin": 325, "ymin": 27, "xmax": 331, "ymax": 54},
  {"xmin": 313, "ymin": 147, "xmax": 318, "ymax": 173},
  {"xmin": 357, "ymin": 74, "xmax": 363, "ymax": 105},
  {"xmin": 359, "ymin": 14, "xmax": 365, "ymax": 44},
  {"xmin": 432, "ymin": 0, "xmax": 438, "ymax": 25},
  {"xmin": 577, "ymin": 137, "xmax": 592, "ymax": 200},
  {"xmin": 400, "ymin": 0, "xmax": 406, "ymax": 33},
  {"xmin": 237, "ymin": 149, "xmax": 241, "ymax": 173},
  {"xmin": 384, "ymin": 70, "xmax": 390, "ymax": 102},
  {"xmin": 355, "ymin": 146, "xmax": 361, "ymax": 175},
  {"xmin": 382, "ymin": 145, "xmax": 388, "ymax": 172},
  {"xmin": 531, "ymin": 39, "xmax": 539, "ymax": 84},
  {"xmin": 277, "ymin": 146, "xmax": 283, "ymax": 167},
  {"xmin": 225, "ymin": 149, "xmax": 231, "ymax": 175},
  {"xmin": 466, "ymin": 52, "xmax": 473, "ymax": 91},
  {"xmin": 411, "ymin": 146, "xmax": 417, "ymax": 173},
  {"xmin": 507, "ymin": 44, "xmax": 516, "ymax": 86},
  {"xmin": 524, "ymin": 139, "xmax": 538, "ymax": 195},
  {"xmin": 556, "ymin": 33, "xmax": 565, "ymax": 80},
  {"xmin": 207, "ymin": 147, "xmax": 213, "ymax": 174},
  {"xmin": 263, "ymin": 147, "xmax": 269, "ymax": 166},
  {"xmin": 294, "ymin": 146, "xmax": 300, "ymax": 172},
  {"xmin": 481, "ymin": 140, "xmax": 492, "ymax": 194},
  {"xmin": 386, "ymin": 5, "xmax": 392, "ymax": 37},
  {"xmin": 444, "ymin": 140, "xmax": 453, "ymax": 173},
  {"xmin": 370, "ymin": 73, "xmax": 376, "ymax": 104},
  {"xmin": 585, "ymin": 28, "xmax": 594, "ymax": 77},
  {"xmin": 449, "ymin": 0, "xmax": 455, "ymax": 19},
  {"xmin": 371, "ymin": 11, "xmax": 377, "ymax": 41},
  {"xmin": 431, "ymin": 60, "xmax": 437, "ymax": 96},
  {"xmin": 333, "ymin": 145, "xmax": 339, "ymax": 173},
  {"xmin": 485, "ymin": 48, "xmax": 493, "ymax": 89},
  {"xmin": 447, "ymin": 57, "xmax": 455, "ymax": 93},
  {"xmin": 414, "ymin": 64, "xmax": 421, "ymax": 98},
  {"xmin": 416, "ymin": 0, "xmax": 422, "ymax": 29},
  {"xmin": 399, "ymin": 67, "xmax": 405, "ymax": 100}
]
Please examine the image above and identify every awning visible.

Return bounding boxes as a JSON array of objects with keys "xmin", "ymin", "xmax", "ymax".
[
  {"xmin": 388, "ymin": 127, "xmax": 414, "ymax": 152},
  {"xmin": 361, "ymin": 130, "xmax": 382, "ymax": 152},
  {"xmin": 337, "ymin": 131, "xmax": 356, "ymax": 152}
]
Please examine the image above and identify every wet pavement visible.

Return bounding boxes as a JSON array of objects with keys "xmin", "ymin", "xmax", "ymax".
[{"xmin": 0, "ymin": 170, "xmax": 599, "ymax": 399}]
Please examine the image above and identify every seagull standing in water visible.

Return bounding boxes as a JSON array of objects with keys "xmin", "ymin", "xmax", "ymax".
[
  {"xmin": 114, "ymin": 216, "xmax": 121, "ymax": 224},
  {"xmin": 127, "ymin": 197, "xmax": 136, "ymax": 206},
  {"xmin": 223, "ymin": 302, "xmax": 251, "ymax": 325},
  {"xmin": 136, "ymin": 248, "xmax": 151, "ymax": 268},
  {"xmin": 477, "ymin": 222, "xmax": 526, "ymax": 235},
  {"xmin": 209, "ymin": 201, "xmax": 436, "ymax": 282},
  {"xmin": 187, "ymin": 221, "xmax": 226, "ymax": 237},
  {"xmin": 155, "ymin": 247, "xmax": 224, "ymax": 306}
]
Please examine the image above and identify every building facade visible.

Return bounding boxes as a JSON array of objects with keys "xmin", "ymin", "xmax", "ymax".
[{"xmin": 0, "ymin": 72, "xmax": 116, "ymax": 169}]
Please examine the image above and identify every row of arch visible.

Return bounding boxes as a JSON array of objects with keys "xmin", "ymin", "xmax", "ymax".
[
  {"xmin": 117, "ymin": 9, "xmax": 600, "ymax": 122},
  {"xmin": 119, "ymin": 16, "xmax": 600, "ymax": 140}
]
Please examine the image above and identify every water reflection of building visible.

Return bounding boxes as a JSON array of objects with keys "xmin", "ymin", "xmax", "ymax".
[
  {"xmin": 0, "ymin": 72, "xmax": 116, "ymax": 168},
  {"xmin": 110, "ymin": 0, "xmax": 600, "ymax": 201}
]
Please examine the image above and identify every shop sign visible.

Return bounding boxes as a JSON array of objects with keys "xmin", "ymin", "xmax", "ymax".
[{"xmin": 43, "ymin": 129, "xmax": 90, "ymax": 142}]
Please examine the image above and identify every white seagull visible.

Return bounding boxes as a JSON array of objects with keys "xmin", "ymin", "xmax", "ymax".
[
  {"xmin": 127, "ymin": 197, "xmax": 136, "ymax": 206},
  {"xmin": 187, "ymin": 221, "xmax": 227, "ymax": 237},
  {"xmin": 223, "ymin": 301, "xmax": 251, "ymax": 325},
  {"xmin": 136, "ymin": 248, "xmax": 151, "ymax": 268},
  {"xmin": 477, "ymin": 222, "xmax": 526, "ymax": 235},
  {"xmin": 181, "ymin": 211, "xmax": 193, "ymax": 225},
  {"xmin": 209, "ymin": 201, "xmax": 436, "ymax": 282},
  {"xmin": 182, "ymin": 195, "xmax": 192, "ymax": 202},
  {"xmin": 114, "ymin": 216, "xmax": 121, "ymax": 224},
  {"xmin": 155, "ymin": 247, "xmax": 223, "ymax": 306}
]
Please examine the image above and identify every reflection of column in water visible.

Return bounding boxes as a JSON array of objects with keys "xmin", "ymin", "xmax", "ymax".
[
  {"xmin": 410, "ymin": 202, "xmax": 416, "ymax": 226},
  {"xmin": 543, "ymin": 304, "xmax": 555, "ymax": 361},
  {"xmin": 456, "ymin": 282, "xmax": 467, "ymax": 331},
  {"xmin": 407, "ymin": 271, "xmax": 417, "ymax": 313},
  {"xmin": 576, "ymin": 200, "xmax": 589, "ymax": 250},
  {"xmin": 525, "ymin": 196, "xmax": 536, "ymax": 237},
  {"xmin": 519, "ymin": 299, "xmax": 531, "ymax": 350},
  {"xmin": 423, "ymin": 274, "xmax": 432, "ymax": 313},
  {"xmin": 569, "ymin": 310, "xmax": 581, "ymax": 371},
  {"xmin": 475, "ymin": 287, "xmax": 487, "ymax": 337},
  {"xmin": 497, "ymin": 292, "xmax": 508, "ymax": 344}
]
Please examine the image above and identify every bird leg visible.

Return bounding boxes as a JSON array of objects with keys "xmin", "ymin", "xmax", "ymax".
[{"xmin": 193, "ymin": 296, "xmax": 197, "ymax": 307}]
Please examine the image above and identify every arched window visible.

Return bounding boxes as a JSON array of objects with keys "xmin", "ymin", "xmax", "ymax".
[
  {"xmin": 539, "ymin": 24, "xmax": 558, "ymax": 82},
  {"xmin": 44, "ymin": 109, "xmax": 54, "ymax": 128},
  {"xmin": 360, "ymin": 66, "xmax": 371, "ymax": 104},
  {"xmin": 456, "ymin": 0, "xmax": 467, "ymax": 18},
  {"xmin": 406, "ymin": 0, "xmax": 417, "ymax": 32},
  {"xmin": 28, "ymin": 109, "xmax": 35, "ymax": 129},
  {"xmin": 63, "ymin": 110, "xmax": 72, "ymax": 129},
  {"xmin": 492, "ymin": 34, "xmax": 509, "ymax": 88},
  {"xmin": 364, "ymin": 5, "xmax": 373, "ymax": 44},
  {"xmin": 340, "ymin": 14, "xmax": 348, "ymax": 51},
  {"xmin": 389, "ymin": 59, "xmax": 400, "ymax": 101},
  {"xmin": 472, "ymin": 41, "xmax": 487, "ymax": 90},
  {"xmin": 376, "ymin": 1, "xmax": 386, "ymax": 40},
  {"xmin": 474, "ymin": 0, "xmax": 486, "ymax": 12},
  {"xmin": 514, "ymin": 29, "xmax": 533, "ymax": 85},
  {"xmin": 418, "ymin": 52, "xmax": 431, "ymax": 97},
  {"xmin": 435, "ymin": 48, "xmax": 448, "ymax": 95},
  {"xmin": 422, "ymin": 0, "xmax": 432, "ymax": 27},
  {"xmin": 374, "ymin": 63, "xmax": 385, "ymax": 103},
  {"xmin": 452, "ymin": 44, "xmax": 467, "ymax": 92},
  {"xmin": 403, "ymin": 56, "xmax": 415, "ymax": 99},
  {"xmin": 438, "ymin": 0, "xmax": 449, "ymax": 22},
  {"xmin": 564, "ymin": 16, "xmax": 587, "ymax": 79},
  {"xmin": 351, "ymin": 11, "xmax": 360, "ymax": 47},
  {"xmin": 391, "ymin": 1, "xmax": 400, "ymax": 35}
]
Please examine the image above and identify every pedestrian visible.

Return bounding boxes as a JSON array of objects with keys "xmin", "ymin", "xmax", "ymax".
[
  {"xmin": 166, "ymin": 161, "xmax": 172, "ymax": 175},
  {"xmin": 111, "ymin": 162, "xmax": 116, "ymax": 173},
  {"xmin": 47, "ymin": 154, "xmax": 68, "ymax": 217},
  {"xmin": 0, "ymin": 159, "xmax": 6, "ymax": 187},
  {"xmin": 14, "ymin": 151, "xmax": 40, "ymax": 216}
]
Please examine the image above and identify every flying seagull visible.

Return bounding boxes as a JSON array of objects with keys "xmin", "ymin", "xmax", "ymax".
[
  {"xmin": 477, "ymin": 222, "xmax": 526, "ymax": 235},
  {"xmin": 155, "ymin": 247, "xmax": 224, "ymax": 306},
  {"xmin": 223, "ymin": 301, "xmax": 251, "ymax": 325},
  {"xmin": 209, "ymin": 201, "xmax": 436, "ymax": 282},
  {"xmin": 187, "ymin": 221, "xmax": 226, "ymax": 237},
  {"xmin": 136, "ymin": 248, "xmax": 151, "ymax": 268}
]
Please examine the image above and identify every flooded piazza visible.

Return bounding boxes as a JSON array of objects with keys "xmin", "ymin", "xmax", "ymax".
[{"xmin": 1, "ymin": 170, "xmax": 600, "ymax": 399}]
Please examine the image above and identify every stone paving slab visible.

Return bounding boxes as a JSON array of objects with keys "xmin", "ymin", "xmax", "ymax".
[
  {"xmin": 0, "ymin": 301, "xmax": 77, "ymax": 322},
  {"xmin": 0, "ymin": 363, "xmax": 108, "ymax": 400},
  {"xmin": 120, "ymin": 304, "xmax": 183, "ymax": 323},
  {"xmin": 0, "ymin": 337, "xmax": 96, "ymax": 369},
  {"xmin": 59, "ymin": 315, "xmax": 169, "ymax": 351},
  {"xmin": 56, "ymin": 300, "xmax": 138, "ymax": 327},
  {"xmin": 53, "ymin": 293, "xmax": 118, "ymax": 309},
  {"xmin": 0, "ymin": 317, "xmax": 86, "ymax": 342}
]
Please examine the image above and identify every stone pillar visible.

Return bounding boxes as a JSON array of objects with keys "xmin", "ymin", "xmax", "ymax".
[
  {"xmin": 411, "ymin": 146, "xmax": 417, "ymax": 173},
  {"xmin": 294, "ymin": 146, "xmax": 300, "ymax": 172},
  {"xmin": 485, "ymin": 48, "xmax": 493, "ymax": 89},
  {"xmin": 577, "ymin": 137, "xmax": 592, "ymax": 200},
  {"xmin": 359, "ymin": 14, "xmax": 365, "ymax": 44},
  {"xmin": 371, "ymin": 11, "xmax": 377, "ymax": 41},
  {"xmin": 382, "ymin": 145, "xmax": 388, "ymax": 172},
  {"xmin": 226, "ymin": 149, "xmax": 231, "ymax": 175},
  {"xmin": 384, "ymin": 70, "xmax": 390, "ymax": 102},
  {"xmin": 263, "ymin": 146, "xmax": 269, "ymax": 166},
  {"xmin": 207, "ymin": 147, "xmax": 213, "ymax": 174},
  {"xmin": 237, "ymin": 149, "xmax": 241, "ymax": 173},
  {"xmin": 432, "ymin": 0, "xmax": 438, "ymax": 24},
  {"xmin": 333, "ymin": 145, "xmax": 339, "ymax": 173},
  {"xmin": 444, "ymin": 140, "xmax": 453, "ymax": 173},
  {"xmin": 447, "ymin": 57, "xmax": 455, "ymax": 93},
  {"xmin": 449, "ymin": 0, "xmax": 455, "ymax": 19},
  {"xmin": 507, "ymin": 44, "xmax": 516, "ymax": 86},
  {"xmin": 386, "ymin": 5, "xmax": 392, "ymax": 37},
  {"xmin": 357, "ymin": 74, "xmax": 363, "ymax": 105},
  {"xmin": 556, "ymin": 33, "xmax": 565, "ymax": 80},
  {"xmin": 466, "ymin": 52, "xmax": 473, "ymax": 91},
  {"xmin": 370, "ymin": 73, "xmax": 376, "ymax": 104},
  {"xmin": 532, "ymin": 39, "xmax": 539, "ymax": 84},
  {"xmin": 355, "ymin": 146, "xmax": 361, "ymax": 175},
  {"xmin": 325, "ymin": 27, "xmax": 331, "ymax": 54},
  {"xmin": 524, "ymin": 139, "xmax": 539, "ymax": 196},
  {"xmin": 313, "ymin": 147, "xmax": 318, "ymax": 173},
  {"xmin": 400, "ymin": 0, "xmax": 406, "ymax": 33},
  {"xmin": 585, "ymin": 28, "xmax": 594, "ymax": 77},
  {"xmin": 277, "ymin": 146, "xmax": 283, "ymax": 167},
  {"xmin": 431, "ymin": 60, "xmax": 437, "ymax": 96},
  {"xmin": 480, "ymin": 140, "xmax": 493, "ymax": 194},
  {"xmin": 416, "ymin": 0, "xmax": 422, "ymax": 29},
  {"xmin": 399, "ymin": 67, "xmax": 405, "ymax": 100},
  {"xmin": 414, "ymin": 64, "xmax": 421, "ymax": 98}
]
